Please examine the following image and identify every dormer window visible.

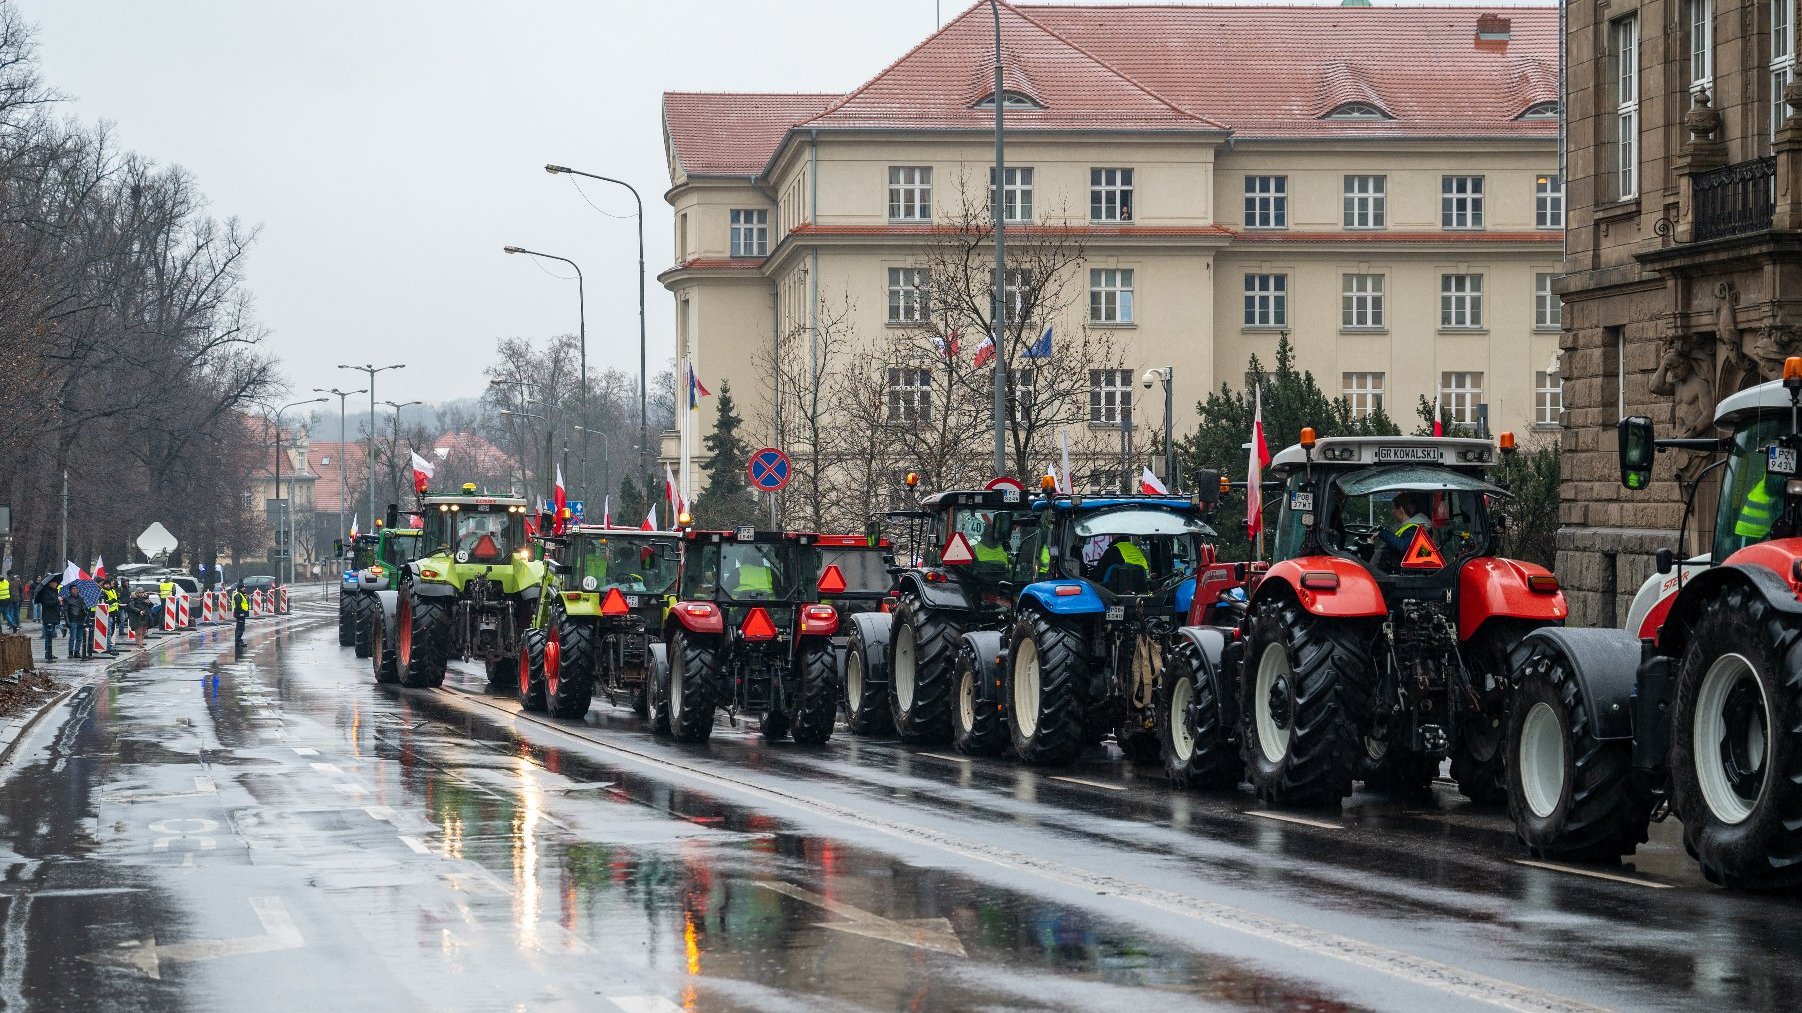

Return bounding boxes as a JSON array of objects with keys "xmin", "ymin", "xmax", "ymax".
[
  {"xmin": 974, "ymin": 91, "xmax": 1041, "ymax": 110},
  {"xmin": 1519, "ymin": 101, "xmax": 1560, "ymax": 119},
  {"xmin": 1326, "ymin": 102, "xmax": 1389, "ymax": 120}
]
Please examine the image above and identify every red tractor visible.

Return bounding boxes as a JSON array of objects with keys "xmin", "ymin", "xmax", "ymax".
[
  {"xmin": 1505, "ymin": 363, "xmax": 1802, "ymax": 889},
  {"xmin": 1174, "ymin": 432, "xmax": 1567, "ymax": 806}
]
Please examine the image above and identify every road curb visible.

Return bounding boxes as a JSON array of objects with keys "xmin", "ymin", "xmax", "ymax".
[{"xmin": 0, "ymin": 684, "xmax": 76, "ymax": 769}]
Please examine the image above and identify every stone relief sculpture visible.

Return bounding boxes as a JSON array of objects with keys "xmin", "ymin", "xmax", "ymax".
[
  {"xmin": 1650, "ymin": 326, "xmax": 1716, "ymax": 484},
  {"xmin": 1714, "ymin": 282, "xmax": 1760, "ymax": 398},
  {"xmin": 1752, "ymin": 324, "xmax": 1802, "ymax": 380}
]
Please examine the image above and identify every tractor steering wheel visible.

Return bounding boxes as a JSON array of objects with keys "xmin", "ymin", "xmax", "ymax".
[{"xmin": 1341, "ymin": 523, "xmax": 1381, "ymax": 556}]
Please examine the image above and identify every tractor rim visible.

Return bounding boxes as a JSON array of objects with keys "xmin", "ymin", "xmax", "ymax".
[
  {"xmin": 670, "ymin": 643, "xmax": 685, "ymax": 723},
  {"xmin": 1253, "ymin": 643, "xmax": 1293, "ymax": 765},
  {"xmin": 1013, "ymin": 638, "xmax": 1041, "ymax": 738},
  {"xmin": 397, "ymin": 598, "xmax": 413, "ymax": 668},
  {"xmin": 957, "ymin": 662, "xmax": 975, "ymax": 735},
  {"xmin": 1168, "ymin": 675, "xmax": 1195, "ymax": 763},
  {"xmin": 1694, "ymin": 652, "xmax": 1769, "ymax": 825},
  {"xmin": 1518, "ymin": 701, "xmax": 1566, "ymax": 819},
  {"xmin": 517, "ymin": 644, "xmax": 532, "ymax": 698},
  {"xmin": 846, "ymin": 650, "xmax": 864, "ymax": 713},
  {"xmin": 545, "ymin": 622, "xmax": 562, "ymax": 697},
  {"xmin": 894, "ymin": 624, "xmax": 917, "ymax": 711}
]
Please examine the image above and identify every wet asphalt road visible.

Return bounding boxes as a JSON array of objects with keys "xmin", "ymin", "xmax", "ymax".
[{"xmin": 0, "ymin": 593, "xmax": 1798, "ymax": 1012}]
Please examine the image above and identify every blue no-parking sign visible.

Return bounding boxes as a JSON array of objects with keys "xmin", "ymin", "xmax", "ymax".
[{"xmin": 748, "ymin": 448, "xmax": 792, "ymax": 492}]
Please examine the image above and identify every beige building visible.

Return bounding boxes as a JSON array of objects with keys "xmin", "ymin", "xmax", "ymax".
[{"xmin": 660, "ymin": 3, "xmax": 1562, "ymax": 501}]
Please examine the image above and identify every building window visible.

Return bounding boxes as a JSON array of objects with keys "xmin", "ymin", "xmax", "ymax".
[
  {"xmin": 1342, "ymin": 372, "xmax": 1385, "ymax": 418},
  {"xmin": 886, "ymin": 367, "xmax": 933, "ymax": 424},
  {"xmin": 1009, "ymin": 367, "xmax": 1036, "ymax": 422},
  {"xmin": 1327, "ymin": 102, "xmax": 1388, "ymax": 119},
  {"xmin": 1344, "ymin": 175, "xmax": 1386, "ymax": 228},
  {"xmin": 1519, "ymin": 101, "xmax": 1560, "ymax": 119},
  {"xmin": 1089, "ymin": 369, "xmax": 1133, "ymax": 426},
  {"xmin": 1613, "ymin": 14, "xmax": 1639, "ymax": 197},
  {"xmin": 888, "ymin": 166, "xmax": 932, "ymax": 221},
  {"xmin": 989, "ymin": 166, "xmax": 1034, "ymax": 223},
  {"xmin": 1341, "ymin": 274, "xmax": 1385, "ymax": 329},
  {"xmin": 990, "ymin": 268, "xmax": 1032, "ymax": 321},
  {"xmin": 1090, "ymin": 168, "xmax": 1134, "ymax": 222},
  {"xmin": 677, "ymin": 212, "xmax": 688, "ymax": 261},
  {"xmin": 1536, "ymin": 370, "xmax": 1564, "ymax": 426},
  {"xmin": 1244, "ymin": 273, "xmax": 1287, "ymax": 327},
  {"xmin": 975, "ymin": 91, "xmax": 1040, "ymax": 109},
  {"xmin": 1691, "ymin": 0, "xmax": 1713, "ymax": 93},
  {"xmin": 886, "ymin": 267, "xmax": 929, "ymax": 324},
  {"xmin": 1244, "ymin": 175, "xmax": 1288, "ymax": 228},
  {"xmin": 1089, "ymin": 268, "xmax": 1135, "ymax": 324},
  {"xmin": 1441, "ymin": 371, "xmax": 1484, "ymax": 425},
  {"xmin": 1536, "ymin": 174, "xmax": 1564, "ymax": 229},
  {"xmin": 1440, "ymin": 274, "xmax": 1483, "ymax": 328},
  {"xmin": 728, "ymin": 209, "xmax": 768, "ymax": 257},
  {"xmin": 1085, "ymin": 469, "xmax": 1122, "ymax": 494},
  {"xmin": 1775, "ymin": 1, "xmax": 1796, "ymax": 138},
  {"xmin": 1441, "ymin": 176, "xmax": 1485, "ymax": 228},
  {"xmin": 1535, "ymin": 273, "xmax": 1563, "ymax": 329}
]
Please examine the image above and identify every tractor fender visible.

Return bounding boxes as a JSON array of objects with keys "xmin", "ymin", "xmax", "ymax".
[
  {"xmin": 355, "ymin": 569, "xmax": 392, "ymax": 592},
  {"xmin": 1658, "ymin": 543, "xmax": 1802, "ymax": 658},
  {"xmin": 1521, "ymin": 627, "xmax": 1643, "ymax": 741},
  {"xmin": 1169, "ymin": 625, "xmax": 1234, "ymax": 735},
  {"xmin": 373, "ymin": 589, "xmax": 399, "ymax": 649},
  {"xmin": 897, "ymin": 571, "xmax": 974, "ymax": 611},
  {"xmin": 647, "ymin": 640, "xmax": 670, "ymax": 692},
  {"xmin": 666, "ymin": 601, "xmax": 726, "ymax": 636},
  {"xmin": 517, "ymin": 583, "xmax": 542, "ymax": 603},
  {"xmin": 408, "ymin": 579, "xmax": 456, "ymax": 599},
  {"xmin": 1017, "ymin": 580, "xmax": 1105, "ymax": 616},
  {"xmin": 1456, "ymin": 558, "xmax": 1569, "ymax": 641},
  {"xmin": 1170, "ymin": 624, "xmax": 1228, "ymax": 676},
  {"xmin": 845, "ymin": 611, "xmax": 892, "ymax": 686},
  {"xmin": 959, "ymin": 629, "xmax": 1007, "ymax": 705},
  {"xmin": 1254, "ymin": 557, "xmax": 1385, "ymax": 618}
]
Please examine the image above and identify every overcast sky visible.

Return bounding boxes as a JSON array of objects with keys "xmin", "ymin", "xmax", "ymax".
[{"xmin": 26, "ymin": 0, "xmax": 1554, "ymax": 406}]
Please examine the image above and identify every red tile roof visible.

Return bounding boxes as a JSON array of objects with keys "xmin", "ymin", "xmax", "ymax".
[
  {"xmin": 663, "ymin": 92, "xmax": 838, "ymax": 177},
  {"xmin": 306, "ymin": 441, "xmax": 371, "ymax": 514}
]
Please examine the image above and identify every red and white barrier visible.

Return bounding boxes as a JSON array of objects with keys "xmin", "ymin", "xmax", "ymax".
[
  {"xmin": 200, "ymin": 592, "xmax": 216, "ymax": 624},
  {"xmin": 93, "ymin": 603, "xmax": 111, "ymax": 653},
  {"xmin": 177, "ymin": 593, "xmax": 192, "ymax": 629},
  {"xmin": 277, "ymin": 587, "xmax": 290, "ymax": 614},
  {"xmin": 251, "ymin": 590, "xmax": 265, "ymax": 616},
  {"xmin": 163, "ymin": 596, "xmax": 177, "ymax": 632}
]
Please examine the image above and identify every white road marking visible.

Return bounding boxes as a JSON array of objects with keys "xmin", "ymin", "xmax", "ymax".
[
  {"xmin": 193, "ymin": 775, "xmax": 215, "ymax": 794},
  {"xmin": 397, "ymin": 836, "xmax": 429, "ymax": 854},
  {"xmin": 1247, "ymin": 810, "xmax": 1343, "ymax": 831},
  {"xmin": 333, "ymin": 783, "xmax": 367, "ymax": 796},
  {"xmin": 1513, "ymin": 859, "xmax": 1673, "ymax": 889},
  {"xmin": 308, "ymin": 763, "xmax": 341, "ymax": 774},
  {"xmin": 79, "ymin": 896, "xmax": 303, "ymax": 979},
  {"xmin": 1048, "ymin": 775, "xmax": 1125, "ymax": 792},
  {"xmin": 918, "ymin": 752, "xmax": 971, "ymax": 764},
  {"xmin": 609, "ymin": 998, "xmax": 684, "ymax": 1013},
  {"xmin": 756, "ymin": 881, "xmax": 966, "ymax": 957},
  {"xmin": 362, "ymin": 806, "xmax": 395, "ymax": 823},
  {"xmin": 291, "ymin": 747, "xmax": 318, "ymax": 756}
]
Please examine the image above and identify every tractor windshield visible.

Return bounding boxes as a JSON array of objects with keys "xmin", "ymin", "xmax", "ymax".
[
  {"xmin": 384, "ymin": 533, "xmax": 423, "ymax": 565},
  {"xmin": 453, "ymin": 509, "xmax": 519, "ymax": 564},
  {"xmin": 820, "ymin": 547, "xmax": 891, "ymax": 594},
  {"xmin": 574, "ymin": 536, "xmax": 679, "ymax": 595},
  {"xmin": 681, "ymin": 539, "xmax": 819, "ymax": 603},
  {"xmin": 941, "ymin": 508, "xmax": 1029, "ymax": 579},
  {"xmin": 1326, "ymin": 468, "xmax": 1493, "ymax": 573},
  {"xmin": 1057, "ymin": 507, "xmax": 1206, "ymax": 593},
  {"xmin": 1713, "ymin": 411, "xmax": 1789, "ymax": 561}
]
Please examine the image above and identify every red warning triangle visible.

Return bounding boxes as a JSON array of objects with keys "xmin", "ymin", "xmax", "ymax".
[
  {"xmin": 740, "ymin": 606, "xmax": 778, "ymax": 641},
  {"xmin": 600, "ymin": 588, "xmax": 630, "ymax": 616},
  {"xmin": 1400, "ymin": 526, "xmax": 1447, "ymax": 571},
  {"xmin": 941, "ymin": 532, "xmax": 976, "ymax": 566},
  {"xmin": 817, "ymin": 564, "xmax": 847, "ymax": 595}
]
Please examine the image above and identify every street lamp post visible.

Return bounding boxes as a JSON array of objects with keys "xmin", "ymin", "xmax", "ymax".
[
  {"xmin": 337, "ymin": 363, "xmax": 406, "ymax": 535},
  {"xmin": 989, "ymin": 0, "xmax": 1007, "ymax": 476},
  {"xmin": 381, "ymin": 400, "xmax": 424, "ymax": 509},
  {"xmin": 271, "ymin": 397, "xmax": 326, "ymax": 585},
  {"xmin": 503, "ymin": 245, "xmax": 587, "ymax": 499},
  {"xmin": 573, "ymin": 425, "xmax": 623, "ymax": 518},
  {"xmin": 1142, "ymin": 367, "xmax": 1175, "ymax": 491},
  {"xmin": 543, "ymin": 164, "xmax": 647, "ymax": 482},
  {"xmin": 314, "ymin": 386, "xmax": 366, "ymax": 560}
]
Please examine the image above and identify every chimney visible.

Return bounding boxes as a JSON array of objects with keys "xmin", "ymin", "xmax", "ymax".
[{"xmin": 1476, "ymin": 13, "xmax": 1511, "ymax": 41}]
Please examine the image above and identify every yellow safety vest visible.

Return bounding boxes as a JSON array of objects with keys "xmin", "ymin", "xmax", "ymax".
[
  {"xmin": 233, "ymin": 592, "xmax": 250, "ymax": 617},
  {"xmin": 1736, "ymin": 480, "xmax": 1778, "ymax": 539},
  {"xmin": 1115, "ymin": 542, "xmax": 1148, "ymax": 571},
  {"xmin": 733, "ymin": 563, "xmax": 773, "ymax": 595},
  {"xmin": 158, "ymin": 581, "xmax": 174, "ymax": 597},
  {"xmin": 0, "ymin": 579, "xmax": 10, "ymax": 601},
  {"xmin": 104, "ymin": 588, "xmax": 118, "ymax": 604},
  {"xmin": 973, "ymin": 539, "xmax": 1008, "ymax": 565}
]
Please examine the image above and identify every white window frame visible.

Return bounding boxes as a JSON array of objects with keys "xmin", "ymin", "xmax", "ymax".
[
  {"xmin": 1244, "ymin": 175, "xmax": 1288, "ymax": 229},
  {"xmin": 990, "ymin": 268, "xmax": 1033, "ymax": 323},
  {"xmin": 1535, "ymin": 370, "xmax": 1564, "ymax": 427},
  {"xmin": 1535, "ymin": 273, "xmax": 1563, "ymax": 330},
  {"xmin": 888, "ymin": 166, "xmax": 933, "ymax": 221},
  {"xmin": 728, "ymin": 208, "xmax": 768, "ymax": 258},
  {"xmin": 1614, "ymin": 14, "xmax": 1640, "ymax": 197},
  {"xmin": 886, "ymin": 366, "xmax": 933, "ymax": 424},
  {"xmin": 1342, "ymin": 372, "xmax": 1385, "ymax": 419},
  {"xmin": 1440, "ymin": 274, "xmax": 1483, "ymax": 329},
  {"xmin": 1441, "ymin": 176, "xmax": 1485, "ymax": 229},
  {"xmin": 1089, "ymin": 268, "xmax": 1135, "ymax": 324},
  {"xmin": 1441, "ymin": 371, "xmax": 1485, "ymax": 425},
  {"xmin": 1243, "ymin": 273, "xmax": 1288, "ymax": 328},
  {"xmin": 1341, "ymin": 274, "xmax": 1385, "ymax": 329},
  {"xmin": 1536, "ymin": 174, "xmax": 1564, "ymax": 229},
  {"xmin": 989, "ymin": 166, "xmax": 1034, "ymax": 223},
  {"xmin": 1691, "ymin": 0, "xmax": 1714, "ymax": 94},
  {"xmin": 1344, "ymin": 175, "xmax": 1386, "ymax": 229},
  {"xmin": 886, "ymin": 267, "xmax": 929, "ymax": 324},
  {"xmin": 1090, "ymin": 168, "xmax": 1134, "ymax": 222},
  {"xmin": 1009, "ymin": 366, "xmax": 1036, "ymax": 423},
  {"xmin": 1775, "ymin": 1, "xmax": 1796, "ymax": 138},
  {"xmin": 1089, "ymin": 369, "xmax": 1134, "ymax": 426}
]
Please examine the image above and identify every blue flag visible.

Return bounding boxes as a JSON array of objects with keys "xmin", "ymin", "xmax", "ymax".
[{"xmin": 1025, "ymin": 324, "xmax": 1052, "ymax": 359}]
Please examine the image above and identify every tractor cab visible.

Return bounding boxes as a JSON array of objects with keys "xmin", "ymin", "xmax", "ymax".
[
  {"xmin": 677, "ymin": 528, "xmax": 825, "ymax": 621},
  {"xmin": 422, "ymin": 492, "xmax": 531, "ymax": 567},
  {"xmin": 811, "ymin": 533, "xmax": 894, "ymax": 616},
  {"xmin": 563, "ymin": 526, "xmax": 681, "ymax": 617},
  {"xmin": 1028, "ymin": 496, "xmax": 1213, "ymax": 613},
  {"xmin": 895, "ymin": 487, "xmax": 1037, "ymax": 604}
]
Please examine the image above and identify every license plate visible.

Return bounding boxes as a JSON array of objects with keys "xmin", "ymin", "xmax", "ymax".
[
  {"xmin": 1375, "ymin": 446, "xmax": 1443, "ymax": 463},
  {"xmin": 1288, "ymin": 491, "xmax": 1314, "ymax": 512},
  {"xmin": 1769, "ymin": 445, "xmax": 1798, "ymax": 476},
  {"xmin": 1105, "ymin": 606, "xmax": 1125, "ymax": 621},
  {"xmin": 626, "ymin": 595, "xmax": 640, "ymax": 608}
]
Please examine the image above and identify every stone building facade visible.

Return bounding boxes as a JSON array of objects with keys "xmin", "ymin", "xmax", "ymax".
[{"xmin": 1559, "ymin": 0, "xmax": 1802, "ymax": 624}]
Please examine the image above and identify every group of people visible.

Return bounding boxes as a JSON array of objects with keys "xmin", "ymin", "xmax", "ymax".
[{"xmin": 7, "ymin": 572, "xmax": 255, "ymax": 661}]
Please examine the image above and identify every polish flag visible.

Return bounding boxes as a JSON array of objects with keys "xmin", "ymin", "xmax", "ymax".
[
  {"xmin": 553, "ymin": 464, "xmax": 567, "ymax": 533},
  {"xmin": 665, "ymin": 463, "xmax": 687, "ymax": 517},
  {"xmin": 1139, "ymin": 466, "xmax": 1168, "ymax": 495},
  {"xmin": 92, "ymin": 555, "xmax": 107, "ymax": 580},
  {"xmin": 1432, "ymin": 400, "xmax": 1445, "ymax": 437},
  {"xmin": 971, "ymin": 330, "xmax": 997, "ymax": 368},
  {"xmin": 410, "ymin": 451, "xmax": 436, "ymax": 494},
  {"xmin": 932, "ymin": 327, "xmax": 959, "ymax": 360},
  {"xmin": 1248, "ymin": 386, "xmax": 1272, "ymax": 538},
  {"xmin": 641, "ymin": 505, "xmax": 658, "ymax": 531},
  {"xmin": 62, "ymin": 561, "xmax": 88, "ymax": 585},
  {"xmin": 602, "ymin": 495, "xmax": 611, "ymax": 528}
]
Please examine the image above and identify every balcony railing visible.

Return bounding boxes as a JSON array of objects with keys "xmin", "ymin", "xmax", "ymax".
[{"xmin": 1693, "ymin": 156, "xmax": 1776, "ymax": 242}]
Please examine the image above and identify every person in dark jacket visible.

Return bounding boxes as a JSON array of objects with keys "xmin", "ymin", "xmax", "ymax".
[
  {"xmin": 61, "ymin": 583, "xmax": 92, "ymax": 659},
  {"xmin": 33, "ymin": 576, "xmax": 62, "ymax": 661}
]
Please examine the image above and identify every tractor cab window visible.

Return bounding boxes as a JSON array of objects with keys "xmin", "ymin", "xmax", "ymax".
[
  {"xmin": 1714, "ymin": 412, "xmax": 1788, "ymax": 561},
  {"xmin": 1065, "ymin": 507, "xmax": 1211, "ymax": 593},
  {"xmin": 1328, "ymin": 467, "xmax": 1498, "ymax": 573},
  {"xmin": 942, "ymin": 508, "xmax": 1027, "ymax": 579},
  {"xmin": 820, "ymin": 547, "xmax": 891, "ymax": 595},
  {"xmin": 352, "ymin": 538, "xmax": 377, "ymax": 571},
  {"xmin": 577, "ymin": 537, "xmax": 679, "ymax": 595},
  {"xmin": 454, "ymin": 509, "xmax": 517, "ymax": 564},
  {"xmin": 683, "ymin": 539, "xmax": 815, "ymax": 602},
  {"xmin": 386, "ymin": 534, "xmax": 422, "ymax": 564}
]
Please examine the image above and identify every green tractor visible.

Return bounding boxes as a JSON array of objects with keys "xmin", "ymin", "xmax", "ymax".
[
  {"xmin": 392, "ymin": 484, "xmax": 545, "ymax": 689},
  {"xmin": 351, "ymin": 517, "xmax": 425, "ymax": 660},
  {"xmin": 518, "ymin": 525, "xmax": 682, "ymax": 721}
]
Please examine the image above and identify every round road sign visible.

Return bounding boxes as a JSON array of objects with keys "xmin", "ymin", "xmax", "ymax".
[
  {"xmin": 748, "ymin": 448, "xmax": 792, "ymax": 492},
  {"xmin": 984, "ymin": 476, "xmax": 1025, "ymax": 493}
]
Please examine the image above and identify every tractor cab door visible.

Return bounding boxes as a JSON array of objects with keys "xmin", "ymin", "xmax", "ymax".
[{"xmin": 1712, "ymin": 410, "xmax": 1791, "ymax": 560}]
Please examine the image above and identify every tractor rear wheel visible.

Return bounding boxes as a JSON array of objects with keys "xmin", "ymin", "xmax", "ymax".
[
  {"xmin": 517, "ymin": 629, "xmax": 548, "ymax": 713},
  {"xmin": 352, "ymin": 594, "xmax": 376, "ymax": 659},
  {"xmin": 646, "ymin": 643, "xmax": 672, "ymax": 736},
  {"xmin": 790, "ymin": 641, "xmax": 838, "ymax": 745},
  {"xmin": 889, "ymin": 594, "xmax": 958, "ymax": 745},
  {"xmin": 398, "ymin": 592, "xmax": 451, "ymax": 690},
  {"xmin": 1007, "ymin": 612, "xmax": 1087, "ymax": 765},
  {"xmin": 1671, "ymin": 585, "xmax": 1802, "ymax": 889},
  {"xmin": 1506, "ymin": 636, "xmax": 1649, "ymax": 861},
  {"xmin": 1161, "ymin": 646, "xmax": 1240, "ymax": 790},
  {"xmin": 1454, "ymin": 621, "xmax": 1545, "ymax": 804},
  {"xmin": 371, "ymin": 606, "xmax": 399, "ymax": 685},
  {"xmin": 1240, "ymin": 598, "xmax": 1375, "ymax": 806},
  {"xmin": 550, "ymin": 615, "xmax": 597, "ymax": 720},
  {"xmin": 951, "ymin": 640, "xmax": 1007, "ymax": 757},
  {"xmin": 844, "ymin": 616, "xmax": 894, "ymax": 737},
  {"xmin": 338, "ymin": 594, "xmax": 355, "ymax": 646},
  {"xmin": 668, "ymin": 629, "xmax": 719, "ymax": 743}
]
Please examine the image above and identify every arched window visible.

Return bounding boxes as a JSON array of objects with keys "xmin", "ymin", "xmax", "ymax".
[
  {"xmin": 1519, "ymin": 101, "xmax": 1560, "ymax": 119},
  {"xmin": 1326, "ymin": 102, "xmax": 1389, "ymax": 119},
  {"xmin": 974, "ymin": 91, "xmax": 1041, "ymax": 110}
]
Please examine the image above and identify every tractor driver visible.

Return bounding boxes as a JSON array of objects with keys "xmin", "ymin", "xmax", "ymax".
[
  {"xmin": 1734, "ymin": 467, "xmax": 1781, "ymax": 543},
  {"xmin": 972, "ymin": 513, "xmax": 1009, "ymax": 567},
  {"xmin": 1095, "ymin": 536, "xmax": 1150, "ymax": 590},
  {"xmin": 458, "ymin": 515, "xmax": 507, "ymax": 563},
  {"xmin": 724, "ymin": 545, "xmax": 777, "ymax": 598},
  {"xmin": 1372, "ymin": 492, "xmax": 1433, "ymax": 568}
]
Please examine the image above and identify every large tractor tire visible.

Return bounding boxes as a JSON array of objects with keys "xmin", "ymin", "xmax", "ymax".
[
  {"xmin": 371, "ymin": 606, "xmax": 399, "ymax": 685},
  {"xmin": 397, "ymin": 591, "xmax": 451, "ymax": 690},
  {"xmin": 667, "ymin": 628, "xmax": 719, "ymax": 743},
  {"xmin": 1239, "ymin": 597, "xmax": 1375, "ymax": 806},
  {"xmin": 338, "ymin": 594, "xmax": 356, "ymax": 646},
  {"xmin": 1453, "ymin": 621, "xmax": 1547, "ymax": 804},
  {"xmin": 352, "ymin": 594, "xmax": 377, "ymax": 659},
  {"xmin": 517, "ymin": 629, "xmax": 548, "ymax": 713},
  {"xmin": 888, "ymin": 594, "xmax": 959, "ymax": 745},
  {"xmin": 951, "ymin": 639, "xmax": 1007, "ymax": 757},
  {"xmin": 1007, "ymin": 611, "xmax": 1088, "ymax": 766},
  {"xmin": 790, "ymin": 641, "xmax": 839, "ymax": 746},
  {"xmin": 1670, "ymin": 585, "xmax": 1802, "ymax": 889},
  {"xmin": 1506, "ymin": 634, "xmax": 1650, "ymax": 861},
  {"xmin": 645, "ymin": 643, "xmax": 672, "ymax": 736},
  {"xmin": 484, "ymin": 656, "xmax": 514, "ymax": 691},
  {"xmin": 843, "ymin": 614, "xmax": 894, "ymax": 737},
  {"xmin": 550, "ymin": 614, "xmax": 597, "ymax": 721},
  {"xmin": 1160, "ymin": 645, "xmax": 1241, "ymax": 790}
]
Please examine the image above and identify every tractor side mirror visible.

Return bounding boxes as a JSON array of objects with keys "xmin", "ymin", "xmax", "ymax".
[
  {"xmin": 1656, "ymin": 547, "xmax": 1674, "ymax": 575},
  {"xmin": 539, "ymin": 511, "xmax": 556, "ymax": 533},
  {"xmin": 1195, "ymin": 469, "xmax": 1222, "ymax": 509},
  {"xmin": 333, "ymin": 539, "xmax": 343, "ymax": 557},
  {"xmin": 547, "ymin": 559, "xmax": 568, "ymax": 575},
  {"xmin": 1618, "ymin": 416, "xmax": 1656, "ymax": 490},
  {"xmin": 385, "ymin": 503, "xmax": 400, "ymax": 530}
]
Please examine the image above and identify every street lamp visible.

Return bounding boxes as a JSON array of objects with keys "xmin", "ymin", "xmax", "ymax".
[
  {"xmin": 381, "ymin": 400, "xmax": 424, "ymax": 508},
  {"xmin": 573, "ymin": 425, "xmax": 625, "ymax": 508},
  {"xmin": 338, "ymin": 363, "xmax": 406, "ymax": 532},
  {"xmin": 1142, "ymin": 367, "xmax": 1175, "ymax": 491},
  {"xmin": 269, "ymin": 397, "xmax": 326, "ymax": 585},
  {"xmin": 503, "ymin": 244, "xmax": 588, "ymax": 500},
  {"xmin": 313, "ymin": 386, "xmax": 365, "ymax": 560},
  {"xmin": 988, "ymin": 0, "xmax": 1007, "ymax": 476},
  {"xmin": 543, "ymin": 164, "xmax": 647, "ymax": 482},
  {"xmin": 490, "ymin": 379, "xmax": 546, "ymax": 494}
]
